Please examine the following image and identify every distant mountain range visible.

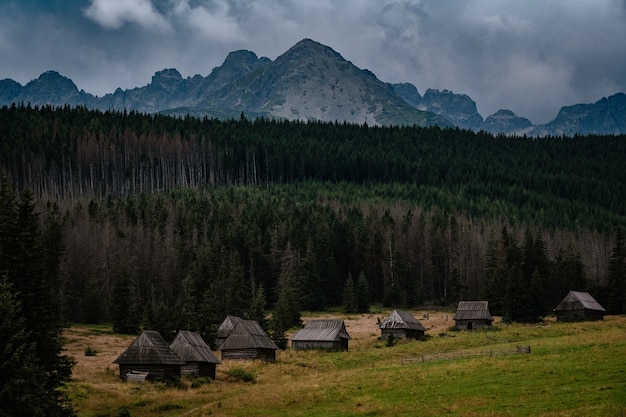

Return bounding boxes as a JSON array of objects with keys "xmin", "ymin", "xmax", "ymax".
[{"xmin": 2, "ymin": 38, "xmax": 625, "ymax": 136}]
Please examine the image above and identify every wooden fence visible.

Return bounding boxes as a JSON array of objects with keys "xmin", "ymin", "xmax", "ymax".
[{"xmin": 401, "ymin": 345, "xmax": 530, "ymax": 365}]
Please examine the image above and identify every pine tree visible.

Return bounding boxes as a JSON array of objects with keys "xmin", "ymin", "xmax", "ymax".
[
  {"xmin": 356, "ymin": 271, "xmax": 370, "ymax": 313},
  {"xmin": 111, "ymin": 260, "xmax": 139, "ymax": 334},
  {"xmin": 0, "ymin": 274, "xmax": 48, "ymax": 417},
  {"xmin": 606, "ymin": 226, "xmax": 626, "ymax": 314},
  {"xmin": 0, "ymin": 183, "xmax": 75, "ymax": 417},
  {"xmin": 269, "ymin": 268, "xmax": 301, "ymax": 349},
  {"xmin": 342, "ymin": 273, "xmax": 356, "ymax": 313},
  {"xmin": 246, "ymin": 283, "xmax": 268, "ymax": 331}
]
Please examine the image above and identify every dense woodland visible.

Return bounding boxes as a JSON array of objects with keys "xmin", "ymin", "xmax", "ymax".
[{"xmin": 1, "ymin": 104, "xmax": 625, "ymax": 347}]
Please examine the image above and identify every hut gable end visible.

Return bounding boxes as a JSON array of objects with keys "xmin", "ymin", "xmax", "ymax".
[
  {"xmin": 379, "ymin": 310, "xmax": 426, "ymax": 340},
  {"xmin": 453, "ymin": 301, "xmax": 493, "ymax": 330},
  {"xmin": 554, "ymin": 290, "xmax": 606, "ymax": 322},
  {"xmin": 113, "ymin": 330, "xmax": 184, "ymax": 381}
]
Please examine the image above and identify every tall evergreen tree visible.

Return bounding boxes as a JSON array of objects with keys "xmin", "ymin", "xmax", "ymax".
[
  {"xmin": 0, "ymin": 182, "xmax": 75, "ymax": 417},
  {"xmin": 342, "ymin": 273, "xmax": 356, "ymax": 313},
  {"xmin": 269, "ymin": 267, "xmax": 301, "ymax": 349},
  {"xmin": 356, "ymin": 271, "xmax": 370, "ymax": 313},
  {"xmin": 606, "ymin": 226, "xmax": 626, "ymax": 314},
  {"xmin": 0, "ymin": 274, "xmax": 48, "ymax": 417},
  {"xmin": 246, "ymin": 282, "xmax": 268, "ymax": 331}
]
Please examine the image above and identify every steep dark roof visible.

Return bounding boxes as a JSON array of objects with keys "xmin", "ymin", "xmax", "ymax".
[
  {"xmin": 169, "ymin": 330, "xmax": 221, "ymax": 364},
  {"xmin": 220, "ymin": 319, "xmax": 279, "ymax": 351},
  {"xmin": 379, "ymin": 310, "xmax": 426, "ymax": 332},
  {"xmin": 554, "ymin": 291, "xmax": 606, "ymax": 312},
  {"xmin": 113, "ymin": 330, "xmax": 185, "ymax": 365},
  {"xmin": 291, "ymin": 319, "xmax": 351, "ymax": 342},
  {"xmin": 216, "ymin": 315, "xmax": 243, "ymax": 340},
  {"xmin": 453, "ymin": 301, "xmax": 494, "ymax": 321}
]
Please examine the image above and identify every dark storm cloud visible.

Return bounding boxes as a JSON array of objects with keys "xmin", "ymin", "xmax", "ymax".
[{"xmin": 1, "ymin": 0, "xmax": 625, "ymax": 123}]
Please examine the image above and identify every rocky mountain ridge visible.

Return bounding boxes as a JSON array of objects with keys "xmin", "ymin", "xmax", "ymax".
[{"xmin": 1, "ymin": 38, "xmax": 624, "ymax": 136}]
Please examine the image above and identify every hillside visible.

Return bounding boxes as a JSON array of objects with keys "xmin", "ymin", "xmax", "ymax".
[
  {"xmin": 64, "ymin": 314, "xmax": 626, "ymax": 417},
  {"xmin": 1, "ymin": 104, "xmax": 625, "ymax": 330}
]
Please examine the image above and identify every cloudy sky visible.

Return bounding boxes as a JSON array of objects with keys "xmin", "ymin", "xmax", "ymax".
[{"xmin": 1, "ymin": 0, "xmax": 625, "ymax": 123}]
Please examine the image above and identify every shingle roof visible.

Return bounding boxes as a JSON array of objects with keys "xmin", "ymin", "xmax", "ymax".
[
  {"xmin": 216, "ymin": 315, "xmax": 243, "ymax": 340},
  {"xmin": 379, "ymin": 310, "xmax": 426, "ymax": 332},
  {"xmin": 453, "ymin": 301, "xmax": 494, "ymax": 321},
  {"xmin": 219, "ymin": 319, "xmax": 279, "ymax": 351},
  {"xmin": 291, "ymin": 320, "xmax": 351, "ymax": 342},
  {"xmin": 114, "ymin": 330, "xmax": 185, "ymax": 365},
  {"xmin": 554, "ymin": 290, "xmax": 606, "ymax": 312},
  {"xmin": 169, "ymin": 330, "xmax": 221, "ymax": 364}
]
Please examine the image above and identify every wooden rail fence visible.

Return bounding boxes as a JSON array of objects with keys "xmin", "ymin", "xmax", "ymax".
[{"xmin": 402, "ymin": 345, "xmax": 530, "ymax": 365}]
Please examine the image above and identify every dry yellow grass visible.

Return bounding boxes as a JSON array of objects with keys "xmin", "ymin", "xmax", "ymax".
[
  {"xmin": 64, "ymin": 310, "xmax": 623, "ymax": 417},
  {"xmin": 63, "ymin": 309, "xmax": 452, "ymax": 416}
]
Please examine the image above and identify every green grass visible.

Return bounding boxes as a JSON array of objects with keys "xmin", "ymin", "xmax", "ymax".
[{"xmin": 67, "ymin": 317, "xmax": 626, "ymax": 417}]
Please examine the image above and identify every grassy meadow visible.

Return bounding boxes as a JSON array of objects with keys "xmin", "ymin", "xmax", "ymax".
[{"xmin": 63, "ymin": 311, "xmax": 626, "ymax": 417}]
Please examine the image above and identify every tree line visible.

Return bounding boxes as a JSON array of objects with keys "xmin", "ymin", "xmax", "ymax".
[{"xmin": 0, "ymin": 104, "xmax": 625, "ymax": 341}]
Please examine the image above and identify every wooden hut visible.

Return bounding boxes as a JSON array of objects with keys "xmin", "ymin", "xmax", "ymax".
[
  {"xmin": 169, "ymin": 330, "xmax": 221, "ymax": 379},
  {"xmin": 291, "ymin": 319, "xmax": 351, "ymax": 351},
  {"xmin": 220, "ymin": 319, "xmax": 279, "ymax": 362},
  {"xmin": 215, "ymin": 315, "xmax": 243, "ymax": 348},
  {"xmin": 379, "ymin": 309, "xmax": 426, "ymax": 340},
  {"xmin": 453, "ymin": 301, "xmax": 494, "ymax": 330},
  {"xmin": 553, "ymin": 290, "xmax": 606, "ymax": 322},
  {"xmin": 113, "ymin": 330, "xmax": 185, "ymax": 381}
]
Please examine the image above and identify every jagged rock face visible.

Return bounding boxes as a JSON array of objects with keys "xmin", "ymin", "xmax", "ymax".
[
  {"xmin": 206, "ymin": 39, "xmax": 449, "ymax": 126},
  {"xmin": 0, "ymin": 79, "xmax": 22, "ymax": 104},
  {"xmin": 483, "ymin": 109, "xmax": 533, "ymax": 135},
  {"xmin": 392, "ymin": 83, "xmax": 422, "ymax": 108},
  {"xmin": 4, "ymin": 71, "xmax": 93, "ymax": 107},
  {"xmin": 531, "ymin": 93, "xmax": 626, "ymax": 136},
  {"xmin": 418, "ymin": 89, "xmax": 484, "ymax": 131},
  {"xmin": 0, "ymin": 39, "xmax": 624, "ymax": 134}
]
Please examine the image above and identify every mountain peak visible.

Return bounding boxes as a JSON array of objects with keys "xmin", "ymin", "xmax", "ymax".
[{"xmin": 283, "ymin": 38, "xmax": 345, "ymax": 61}]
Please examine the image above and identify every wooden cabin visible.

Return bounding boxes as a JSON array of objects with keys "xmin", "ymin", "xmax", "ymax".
[
  {"xmin": 215, "ymin": 315, "xmax": 243, "ymax": 349},
  {"xmin": 379, "ymin": 309, "xmax": 426, "ymax": 340},
  {"xmin": 169, "ymin": 330, "xmax": 221, "ymax": 379},
  {"xmin": 291, "ymin": 319, "xmax": 351, "ymax": 351},
  {"xmin": 453, "ymin": 301, "xmax": 494, "ymax": 330},
  {"xmin": 113, "ymin": 330, "xmax": 185, "ymax": 382},
  {"xmin": 553, "ymin": 290, "xmax": 606, "ymax": 322},
  {"xmin": 219, "ymin": 319, "xmax": 279, "ymax": 362}
]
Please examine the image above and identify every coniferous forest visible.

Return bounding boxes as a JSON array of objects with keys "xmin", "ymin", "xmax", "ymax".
[{"xmin": 1, "ymin": 104, "xmax": 626, "ymax": 349}]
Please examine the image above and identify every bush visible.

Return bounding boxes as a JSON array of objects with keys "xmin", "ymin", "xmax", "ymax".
[
  {"xmin": 116, "ymin": 406, "xmax": 131, "ymax": 417},
  {"xmin": 84, "ymin": 346, "xmax": 98, "ymax": 356},
  {"xmin": 227, "ymin": 367, "xmax": 256, "ymax": 383}
]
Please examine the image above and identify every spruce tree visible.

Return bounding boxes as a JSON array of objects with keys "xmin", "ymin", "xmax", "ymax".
[
  {"xmin": 342, "ymin": 273, "xmax": 356, "ymax": 313},
  {"xmin": 0, "ymin": 182, "xmax": 75, "ymax": 417},
  {"xmin": 606, "ymin": 226, "xmax": 626, "ymax": 314},
  {"xmin": 356, "ymin": 271, "xmax": 370, "ymax": 313}
]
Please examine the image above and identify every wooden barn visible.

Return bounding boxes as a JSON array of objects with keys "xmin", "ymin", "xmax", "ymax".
[
  {"xmin": 215, "ymin": 315, "xmax": 243, "ymax": 348},
  {"xmin": 219, "ymin": 319, "xmax": 279, "ymax": 362},
  {"xmin": 169, "ymin": 330, "xmax": 221, "ymax": 379},
  {"xmin": 379, "ymin": 309, "xmax": 426, "ymax": 340},
  {"xmin": 553, "ymin": 290, "xmax": 606, "ymax": 322},
  {"xmin": 453, "ymin": 301, "xmax": 494, "ymax": 330},
  {"xmin": 113, "ymin": 330, "xmax": 185, "ymax": 382},
  {"xmin": 291, "ymin": 319, "xmax": 351, "ymax": 351}
]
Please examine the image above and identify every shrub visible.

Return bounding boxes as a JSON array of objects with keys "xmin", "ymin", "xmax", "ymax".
[
  {"xmin": 116, "ymin": 406, "xmax": 131, "ymax": 417},
  {"xmin": 84, "ymin": 346, "xmax": 98, "ymax": 356},
  {"xmin": 227, "ymin": 367, "xmax": 256, "ymax": 383}
]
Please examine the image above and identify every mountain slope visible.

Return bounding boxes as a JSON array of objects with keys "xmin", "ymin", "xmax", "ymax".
[
  {"xmin": 1, "ymin": 39, "xmax": 624, "ymax": 134},
  {"xmin": 201, "ymin": 39, "xmax": 450, "ymax": 126}
]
